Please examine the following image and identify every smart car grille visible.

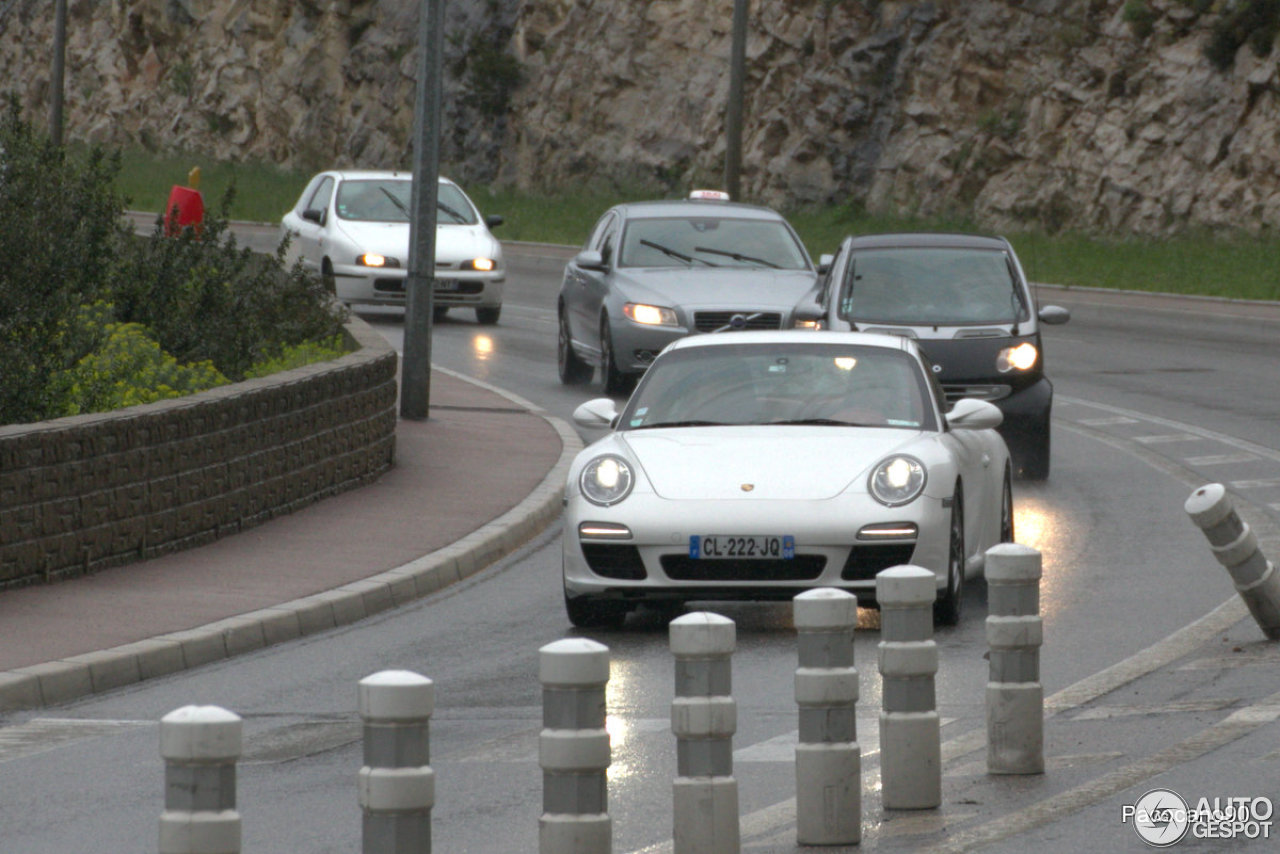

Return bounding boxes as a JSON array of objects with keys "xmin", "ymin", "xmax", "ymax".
[
  {"xmin": 943, "ymin": 384, "xmax": 1011, "ymax": 404},
  {"xmin": 693, "ymin": 311, "xmax": 783, "ymax": 333},
  {"xmin": 581, "ymin": 544, "xmax": 647, "ymax": 580},
  {"xmin": 840, "ymin": 544, "xmax": 918, "ymax": 580},
  {"xmin": 660, "ymin": 555, "xmax": 826, "ymax": 581}
]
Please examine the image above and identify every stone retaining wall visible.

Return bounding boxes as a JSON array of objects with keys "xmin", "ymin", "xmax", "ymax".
[{"xmin": 0, "ymin": 316, "xmax": 398, "ymax": 590}]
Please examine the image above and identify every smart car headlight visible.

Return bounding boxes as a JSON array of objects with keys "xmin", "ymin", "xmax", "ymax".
[
  {"xmin": 579, "ymin": 454, "xmax": 635, "ymax": 506},
  {"xmin": 997, "ymin": 342, "xmax": 1038, "ymax": 373},
  {"xmin": 624, "ymin": 303, "xmax": 678, "ymax": 327},
  {"xmin": 869, "ymin": 455, "xmax": 927, "ymax": 507}
]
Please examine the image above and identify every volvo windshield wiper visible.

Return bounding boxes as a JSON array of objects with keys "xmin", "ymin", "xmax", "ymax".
[
  {"xmin": 640, "ymin": 239, "xmax": 717, "ymax": 267},
  {"xmin": 694, "ymin": 246, "xmax": 779, "ymax": 268}
]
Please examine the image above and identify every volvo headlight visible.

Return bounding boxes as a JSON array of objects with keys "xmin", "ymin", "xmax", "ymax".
[
  {"xmin": 623, "ymin": 303, "xmax": 678, "ymax": 327},
  {"xmin": 869, "ymin": 455, "xmax": 927, "ymax": 507},
  {"xmin": 996, "ymin": 342, "xmax": 1038, "ymax": 373},
  {"xmin": 580, "ymin": 455, "xmax": 635, "ymax": 506}
]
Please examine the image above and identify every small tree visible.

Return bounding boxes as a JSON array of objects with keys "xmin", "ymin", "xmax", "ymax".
[{"xmin": 0, "ymin": 97, "xmax": 129, "ymax": 423}]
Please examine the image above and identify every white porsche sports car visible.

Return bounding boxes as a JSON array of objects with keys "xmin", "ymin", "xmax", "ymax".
[{"xmin": 562, "ymin": 330, "xmax": 1015, "ymax": 628}]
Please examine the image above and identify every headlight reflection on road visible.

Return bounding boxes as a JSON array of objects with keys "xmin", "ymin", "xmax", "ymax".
[
  {"xmin": 1014, "ymin": 496, "xmax": 1069, "ymax": 621},
  {"xmin": 603, "ymin": 659, "xmax": 667, "ymax": 784},
  {"xmin": 472, "ymin": 334, "xmax": 494, "ymax": 360}
]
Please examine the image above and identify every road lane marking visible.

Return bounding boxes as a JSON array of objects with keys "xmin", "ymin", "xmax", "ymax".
[
  {"xmin": 1184, "ymin": 453, "xmax": 1259, "ymax": 466},
  {"xmin": 1133, "ymin": 433, "xmax": 1206, "ymax": 444},
  {"xmin": 0, "ymin": 718, "xmax": 150, "ymax": 764}
]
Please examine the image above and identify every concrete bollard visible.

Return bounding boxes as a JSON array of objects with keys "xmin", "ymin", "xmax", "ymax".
[
  {"xmin": 539, "ymin": 638, "xmax": 612, "ymax": 854},
  {"xmin": 670, "ymin": 611, "xmax": 739, "ymax": 854},
  {"xmin": 1186, "ymin": 483, "xmax": 1280, "ymax": 640},
  {"xmin": 358, "ymin": 670, "xmax": 435, "ymax": 854},
  {"xmin": 793, "ymin": 588, "xmax": 861, "ymax": 845},
  {"xmin": 985, "ymin": 544, "xmax": 1045, "ymax": 774},
  {"xmin": 876, "ymin": 566, "xmax": 941, "ymax": 810},
  {"xmin": 159, "ymin": 705, "xmax": 242, "ymax": 854}
]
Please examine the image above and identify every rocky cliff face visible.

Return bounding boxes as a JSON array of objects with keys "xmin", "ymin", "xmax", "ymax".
[{"xmin": 4, "ymin": 0, "xmax": 1280, "ymax": 236}]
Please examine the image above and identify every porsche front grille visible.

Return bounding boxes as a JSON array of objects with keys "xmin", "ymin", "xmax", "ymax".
[{"xmin": 660, "ymin": 555, "xmax": 826, "ymax": 581}]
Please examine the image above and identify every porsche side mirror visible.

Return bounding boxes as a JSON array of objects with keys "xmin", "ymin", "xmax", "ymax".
[
  {"xmin": 946, "ymin": 398, "xmax": 1004, "ymax": 431},
  {"xmin": 573, "ymin": 398, "xmax": 619, "ymax": 430}
]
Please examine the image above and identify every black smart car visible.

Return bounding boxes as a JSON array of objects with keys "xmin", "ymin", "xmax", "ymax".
[{"xmin": 798, "ymin": 233, "xmax": 1070, "ymax": 479}]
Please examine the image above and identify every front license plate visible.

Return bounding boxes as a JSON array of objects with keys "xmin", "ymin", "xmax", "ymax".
[
  {"xmin": 690, "ymin": 535, "xmax": 794, "ymax": 560},
  {"xmin": 434, "ymin": 278, "xmax": 461, "ymax": 292}
]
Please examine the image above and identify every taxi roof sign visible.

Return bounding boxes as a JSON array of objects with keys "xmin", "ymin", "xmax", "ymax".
[{"xmin": 688, "ymin": 189, "xmax": 731, "ymax": 201}]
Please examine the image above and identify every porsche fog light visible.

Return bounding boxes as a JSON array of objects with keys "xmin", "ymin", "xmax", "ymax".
[
  {"xmin": 624, "ymin": 303, "xmax": 678, "ymax": 327},
  {"xmin": 580, "ymin": 455, "xmax": 635, "ymax": 506},
  {"xmin": 869, "ymin": 455, "xmax": 927, "ymax": 507},
  {"xmin": 997, "ymin": 342, "xmax": 1038, "ymax": 373}
]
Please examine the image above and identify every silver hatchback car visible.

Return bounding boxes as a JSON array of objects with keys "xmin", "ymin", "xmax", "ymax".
[{"xmin": 557, "ymin": 194, "xmax": 818, "ymax": 393}]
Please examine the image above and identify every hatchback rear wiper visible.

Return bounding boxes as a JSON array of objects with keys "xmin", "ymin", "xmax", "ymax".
[
  {"xmin": 640, "ymin": 239, "xmax": 717, "ymax": 267},
  {"xmin": 694, "ymin": 246, "xmax": 780, "ymax": 268}
]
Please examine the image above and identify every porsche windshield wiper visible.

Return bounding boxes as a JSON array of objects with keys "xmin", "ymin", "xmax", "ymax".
[
  {"xmin": 766, "ymin": 418, "xmax": 878, "ymax": 427},
  {"xmin": 631, "ymin": 419, "xmax": 729, "ymax": 429},
  {"xmin": 640, "ymin": 239, "xmax": 717, "ymax": 267},
  {"xmin": 694, "ymin": 246, "xmax": 780, "ymax": 268}
]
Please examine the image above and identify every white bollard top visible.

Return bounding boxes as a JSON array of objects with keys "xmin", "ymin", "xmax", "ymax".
[
  {"xmin": 985, "ymin": 543, "xmax": 1042, "ymax": 584},
  {"xmin": 1185, "ymin": 483, "xmax": 1232, "ymax": 529},
  {"xmin": 794, "ymin": 587, "xmax": 858, "ymax": 630},
  {"xmin": 875, "ymin": 565, "xmax": 936, "ymax": 606},
  {"xmin": 540, "ymin": 638, "xmax": 611, "ymax": 685},
  {"xmin": 160, "ymin": 705, "xmax": 243, "ymax": 761},
  {"xmin": 359, "ymin": 670, "xmax": 435, "ymax": 721},
  {"xmin": 669, "ymin": 611, "xmax": 736, "ymax": 656}
]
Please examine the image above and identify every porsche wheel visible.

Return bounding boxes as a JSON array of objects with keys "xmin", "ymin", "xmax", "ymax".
[{"xmin": 934, "ymin": 487, "xmax": 965, "ymax": 626}]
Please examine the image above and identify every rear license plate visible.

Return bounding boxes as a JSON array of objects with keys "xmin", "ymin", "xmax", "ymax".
[
  {"xmin": 690, "ymin": 535, "xmax": 794, "ymax": 560},
  {"xmin": 434, "ymin": 278, "xmax": 461, "ymax": 292}
]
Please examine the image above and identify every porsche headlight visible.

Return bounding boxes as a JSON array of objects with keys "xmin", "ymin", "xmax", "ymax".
[
  {"xmin": 623, "ymin": 303, "xmax": 678, "ymax": 327},
  {"xmin": 869, "ymin": 455, "xmax": 927, "ymax": 507},
  {"xmin": 997, "ymin": 342, "xmax": 1038, "ymax": 373},
  {"xmin": 357, "ymin": 253, "xmax": 400, "ymax": 268},
  {"xmin": 579, "ymin": 455, "xmax": 635, "ymax": 506}
]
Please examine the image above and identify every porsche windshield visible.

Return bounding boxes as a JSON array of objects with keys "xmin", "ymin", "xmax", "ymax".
[
  {"xmin": 620, "ymin": 343, "xmax": 935, "ymax": 431},
  {"xmin": 618, "ymin": 217, "xmax": 810, "ymax": 270},
  {"xmin": 335, "ymin": 180, "xmax": 477, "ymax": 224},
  {"xmin": 838, "ymin": 247, "xmax": 1028, "ymax": 325}
]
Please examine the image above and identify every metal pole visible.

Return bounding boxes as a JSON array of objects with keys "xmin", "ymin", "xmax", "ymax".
[
  {"xmin": 793, "ymin": 588, "xmax": 861, "ymax": 845},
  {"xmin": 985, "ymin": 544, "xmax": 1045, "ymax": 775},
  {"xmin": 51, "ymin": 0, "xmax": 67, "ymax": 147},
  {"xmin": 401, "ymin": 0, "xmax": 445, "ymax": 420},
  {"xmin": 159, "ymin": 705, "xmax": 242, "ymax": 854},
  {"xmin": 724, "ymin": 0, "xmax": 747, "ymax": 200}
]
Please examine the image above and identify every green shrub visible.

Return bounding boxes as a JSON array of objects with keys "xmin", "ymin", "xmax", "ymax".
[
  {"xmin": 55, "ymin": 303, "xmax": 229, "ymax": 416},
  {"xmin": 110, "ymin": 191, "xmax": 348, "ymax": 381},
  {"xmin": 244, "ymin": 335, "xmax": 349, "ymax": 378}
]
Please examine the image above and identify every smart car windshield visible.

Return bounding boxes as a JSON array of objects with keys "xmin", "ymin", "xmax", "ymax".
[
  {"xmin": 619, "ymin": 217, "xmax": 809, "ymax": 270},
  {"xmin": 838, "ymin": 247, "xmax": 1028, "ymax": 325},
  {"xmin": 620, "ymin": 343, "xmax": 935, "ymax": 431},
  {"xmin": 335, "ymin": 180, "xmax": 478, "ymax": 224}
]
